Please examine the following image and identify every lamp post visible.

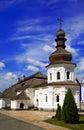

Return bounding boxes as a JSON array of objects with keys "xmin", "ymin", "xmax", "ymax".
[{"xmin": 76, "ymin": 77, "xmax": 81, "ymax": 111}]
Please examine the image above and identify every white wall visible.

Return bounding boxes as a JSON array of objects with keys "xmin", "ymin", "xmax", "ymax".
[
  {"xmin": 34, "ymin": 86, "xmax": 79, "ymax": 110},
  {"xmin": 34, "ymin": 86, "xmax": 67, "ymax": 110},
  {"xmin": 11, "ymin": 100, "xmax": 31, "ymax": 109},
  {"xmin": 25, "ymin": 88, "xmax": 35, "ymax": 104},
  {"xmin": 81, "ymin": 86, "xmax": 84, "ymax": 100},
  {"xmin": 11, "ymin": 100, "xmax": 17, "ymax": 109},
  {"xmin": 0, "ymin": 99, "xmax": 5, "ymax": 109},
  {"xmin": 47, "ymin": 64, "xmax": 75, "ymax": 83}
]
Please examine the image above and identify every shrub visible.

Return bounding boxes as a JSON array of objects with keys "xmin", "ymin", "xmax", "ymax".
[
  {"xmin": 61, "ymin": 88, "xmax": 79, "ymax": 124},
  {"xmin": 55, "ymin": 104, "xmax": 61, "ymax": 120}
]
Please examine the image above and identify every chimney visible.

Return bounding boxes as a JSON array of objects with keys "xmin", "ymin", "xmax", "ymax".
[
  {"xmin": 18, "ymin": 78, "xmax": 21, "ymax": 82},
  {"xmin": 23, "ymin": 74, "xmax": 26, "ymax": 80}
]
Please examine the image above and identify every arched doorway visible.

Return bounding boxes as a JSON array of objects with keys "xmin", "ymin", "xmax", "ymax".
[
  {"xmin": 36, "ymin": 99, "xmax": 39, "ymax": 108},
  {"xmin": 20, "ymin": 103, "xmax": 24, "ymax": 110}
]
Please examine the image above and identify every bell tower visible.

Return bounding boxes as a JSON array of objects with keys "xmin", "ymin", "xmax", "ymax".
[{"xmin": 46, "ymin": 25, "xmax": 76, "ymax": 83}]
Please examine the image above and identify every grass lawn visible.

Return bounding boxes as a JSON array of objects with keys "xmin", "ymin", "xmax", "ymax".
[{"xmin": 45, "ymin": 115, "xmax": 84, "ymax": 130}]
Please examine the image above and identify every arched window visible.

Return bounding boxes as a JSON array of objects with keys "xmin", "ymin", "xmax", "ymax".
[
  {"xmin": 56, "ymin": 95, "xmax": 59, "ymax": 102},
  {"xmin": 50, "ymin": 73, "xmax": 52, "ymax": 80},
  {"xmin": 57, "ymin": 72, "xmax": 60, "ymax": 80},
  {"xmin": 67, "ymin": 72, "xmax": 70, "ymax": 79},
  {"xmin": 45, "ymin": 95, "xmax": 48, "ymax": 102}
]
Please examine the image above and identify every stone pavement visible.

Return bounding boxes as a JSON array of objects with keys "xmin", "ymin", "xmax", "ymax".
[
  {"xmin": 0, "ymin": 113, "xmax": 45, "ymax": 130},
  {"xmin": 0, "ymin": 110, "xmax": 71, "ymax": 130}
]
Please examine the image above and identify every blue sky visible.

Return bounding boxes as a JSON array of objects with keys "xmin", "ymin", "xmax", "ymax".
[{"xmin": 0, "ymin": 0, "xmax": 84, "ymax": 91}]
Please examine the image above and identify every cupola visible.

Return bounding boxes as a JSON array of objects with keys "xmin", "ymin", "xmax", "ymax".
[{"xmin": 49, "ymin": 28, "xmax": 73, "ymax": 64}]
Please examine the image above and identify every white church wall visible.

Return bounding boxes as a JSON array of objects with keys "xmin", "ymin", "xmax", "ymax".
[
  {"xmin": 26, "ymin": 88, "xmax": 35, "ymax": 104},
  {"xmin": 53, "ymin": 87, "xmax": 66, "ymax": 109},
  {"xmin": 11, "ymin": 100, "xmax": 17, "ymax": 109},
  {"xmin": 34, "ymin": 87, "xmax": 54, "ymax": 110},
  {"xmin": 11, "ymin": 100, "xmax": 31, "ymax": 109},
  {"xmin": 0, "ymin": 99, "xmax": 5, "ymax": 109},
  {"xmin": 47, "ymin": 66, "xmax": 65, "ymax": 83},
  {"xmin": 34, "ymin": 86, "xmax": 79, "ymax": 111},
  {"xmin": 34, "ymin": 86, "xmax": 67, "ymax": 110},
  {"xmin": 81, "ymin": 86, "xmax": 84, "ymax": 101},
  {"xmin": 47, "ymin": 64, "xmax": 75, "ymax": 83},
  {"xmin": 74, "ymin": 90, "xmax": 80, "ymax": 108},
  {"xmin": 81, "ymin": 85, "xmax": 84, "ymax": 110},
  {"xmin": 65, "ymin": 65, "xmax": 75, "ymax": 81}
]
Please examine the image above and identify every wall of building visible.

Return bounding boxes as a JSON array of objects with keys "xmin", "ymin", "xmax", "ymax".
[
  {"xmin": 34, "ymin": 86, "xmax": 66, "ymax": 110},
  {"xmin": 0, "ymin": 99, "xmax": 5, "ymax": 109},
  {"xmin": 11, "ymin": 100, "xmax": 17, "ymax": 109},
  {"xmin": 26, "ymin": 88, "xmax": 35, "ymax": 104},
  {"xmin": 11, "ymin": 100, "xmax": 32, "ymax": 110},
  {"xmin": 81, "ymin": 85, "xmax": 84, "ymax": 110},
  {"xmin": 47, "ymin": 64, "xmax": 75, "ymax": 83},
  {"xmin": 34, "ymin": 86, "xmax": 79, "ymax": 111}
]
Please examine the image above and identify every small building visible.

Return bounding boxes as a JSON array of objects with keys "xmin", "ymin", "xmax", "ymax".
[{"xmin": 11, "ymin": 91, "xmax": 30, "ymax": 110}]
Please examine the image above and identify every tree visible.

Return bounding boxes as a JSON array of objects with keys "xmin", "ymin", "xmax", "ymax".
[
  {"xmin": 56, "ymin": 104, "xmax": 61, "ymax": 120},
  {"xmin": 62, "ymin": 88, "xmax": 79, "ymax": 124}
]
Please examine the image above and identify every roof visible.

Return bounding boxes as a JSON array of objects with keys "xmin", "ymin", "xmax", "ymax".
[
  {"xmin": 34, "ymin": 81, "xmax": 80, "ymax": 89},
  {"xmin": 15, "ymin": 72, "xmax": 47, "ymax": 91},
  {"xmin": 0, "ymin": 86, "xmax": 17, "ymax": 99},
  {"xmin": 17, "ymin": 71, "xmax": 47, "ymax": 84},
  {"xmin": 0, "ymin": 72, "xmax": 47, "ymax": 99},
  {"xmin": 12, "ymin": 91, "xmax": 30, "ymax": 100},
  {"xmin": 46, "ymin": 61, "xmax": 76, "ymax": 68}
]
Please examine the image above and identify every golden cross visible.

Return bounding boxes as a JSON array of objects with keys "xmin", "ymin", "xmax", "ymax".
[{"xmin": 57, "ymin": 18, "xmax": 63, "ymax": 28}]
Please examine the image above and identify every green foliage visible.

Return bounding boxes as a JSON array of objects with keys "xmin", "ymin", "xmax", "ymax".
[
  {"xmin": 62, "ymin": 88, "xmax": 79, "ymax": 124},
  {"xmin": 55, "ymin": 104, "xmax": 61, "ymax": 120},
  {"xmin": 45, "ymin": 115, "xmax": 84, "ymax": 130}
]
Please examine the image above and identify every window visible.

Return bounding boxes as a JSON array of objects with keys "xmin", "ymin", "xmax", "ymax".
[
  {"xmin": 50, "ymin": 73, "xmax": 52, "ymax": 80},
  {"xmin": 67, "ymin": 72, "xmax": 70, "ymax": 79},
  {"xmin": 57, "ymin": 72, "xmax": 60, "ymax": 80},
  {"xmin": 45, "ymin": 95, "xmax": 48, "ymax": 102},
  {"xmin": 56, "ymin": 95, "xmax": 59, "ymax": 102}
]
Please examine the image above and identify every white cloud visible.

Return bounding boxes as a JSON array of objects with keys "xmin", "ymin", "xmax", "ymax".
[
  {"xmin": 26, "ymin": 65, "xmax": 39, "ymax": 72},
  {"xmin": 27, "ymin": 58, "xmax": 48, "ymax": 68},
  {"xmin": 0, "ymin": 62, "xmax": 5, "ymax": 70},
  {"xmin": 11, "ymin": 35, "xmax": 31, "ymax": 40},
  {"xmin": 3, "ymin": 72, "xmax": 17, "ymax": 80},
  {"xmin": 66, "ymin": 44, "xmax": 78, "ymax": 56},
  {"xmin": 43, "ymin": 45, "xmax": 54, "ymax": 52},
  {"xmin": 77, "ymin": 58, "xmax": 84, "ymax": 71},
  {"xmin": 0, "ymin": 72, "xmax": 18, "ymax": 91},
  {"xmin": 65, "ymin": 15, "xmax": 84, "ymax": 45}
]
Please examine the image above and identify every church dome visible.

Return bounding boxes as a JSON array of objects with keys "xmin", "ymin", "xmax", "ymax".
[
  {"xmin": 49, "ymin": 48, "xmax": 72, "ymax": 64},
  {"xmin": 49, "ymin": 27, "xmax": 73, "ymax": 64},
  {"xmin": 56, "ymin": 28, "xmax": 65, "ymax": 38}
]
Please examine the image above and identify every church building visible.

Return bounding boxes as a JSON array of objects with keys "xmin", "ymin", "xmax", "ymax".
[{"xmin": 0, "ymin": 26, "xmax": 82, "ymax": 111}]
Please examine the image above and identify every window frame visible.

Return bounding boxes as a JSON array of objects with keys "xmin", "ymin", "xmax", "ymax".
[
  {"xmin": 45, "ymin": 95, "xmax": 48, "ymax": 102},
  {"xmin": 67, "ymin": 71, "xmax": 70, "ymax": 79},
  {"xmin": 50, "ymin": 73, "xmax": 52, "ymax": 80},
  {"xmin": 57, "ymin": 72, "xmax": 60, "ymax": 80},
  {"xmin": 56, "ymin": 95, "xmax": 59, "ymax": 102}
]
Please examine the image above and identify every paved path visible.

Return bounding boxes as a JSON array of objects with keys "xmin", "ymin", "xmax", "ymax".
[
  {"xmin": 0, "ymin": 110, "xmax": 71, "ymax": 130},
  {"xmin": 0, "ymin": 113, "xmax": 45, "ymax": 130}
]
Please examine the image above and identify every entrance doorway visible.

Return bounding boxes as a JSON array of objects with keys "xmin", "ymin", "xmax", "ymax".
[
  {"xmin": 20, "ymin": 103, "xmax": 24, "ymax": 110},
  {"xmin": 36, "ymin": 99, "xmax": 39, "ymax": 108}
]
